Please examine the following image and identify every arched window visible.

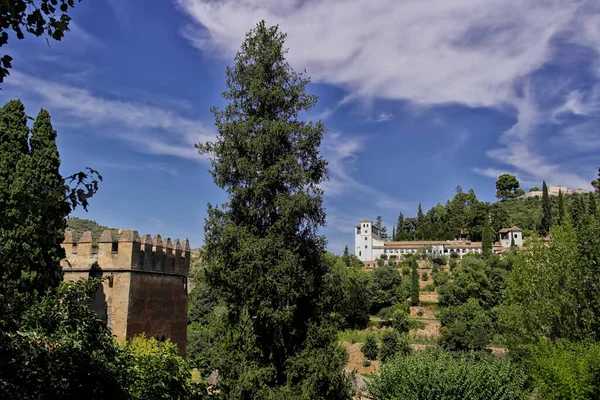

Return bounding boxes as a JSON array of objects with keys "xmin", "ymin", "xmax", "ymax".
[{"xmin": 359, "ymin": 251, "xmax": 362, "ymax": 257}]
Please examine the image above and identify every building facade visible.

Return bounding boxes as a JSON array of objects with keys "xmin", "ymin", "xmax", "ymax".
[
  {"xmin": 520, "ymin": 185, "xmax": 589, "ymax": 199},
  {"xmin": 61, "ymin": 229, "xmax": 191, "ymax": 356},
  {"xmin": 355, "ymin": 219, "xmax": 522, "ymax": 266}
]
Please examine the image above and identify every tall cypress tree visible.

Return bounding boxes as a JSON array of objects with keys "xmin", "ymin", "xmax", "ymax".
[
  {"xmin": 396, "ymin": 212, "xmax": 404, "ymax": 241},
  {"xmin": 482, "ymin": 213, "xmax": 492, "ymax": 257},
  {"xmin": 197, "ymin": 21, "xmax": 350, "ymax": 396},
  {"xmin": 541, "ymin": 180, "xmax": 551, "ymax": 234},
  {"xmin": 28, "ymin": 109, "xmax": 70, "ymax": 289},
  {"xmin": 342, "ymin": 245, "xmax": 350, "ymax": 267},
  {"xmin": 417, "ymin": 203, "xmax": 424, "ymax": 239},
  {"xmin": 0, "ymin": 100, "xmax": 32, "ymax": 316},
  {"xmin": 410, "ymin": 257, "xmax": 420, "ymax": 306},
  {"xmin": 558, "ymin": 189, "xmax": 565, "ymax": 225}
]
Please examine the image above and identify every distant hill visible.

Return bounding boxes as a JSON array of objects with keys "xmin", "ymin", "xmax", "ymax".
[{"xmin": 66, "ymin": 217, "xmax": 120, "ymax": 242}]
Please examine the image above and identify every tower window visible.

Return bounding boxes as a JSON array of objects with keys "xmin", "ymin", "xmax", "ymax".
[
  {"xmin": 359, "ymin": 251, "xmax": 361, "ymax": 257},
  {"xmin": 365, "ymin": 245, "xmax": 368, "ymax": 249},
  {"xmin": 364, "ymin": 237, "xmax": 367, "ymax": 240}
]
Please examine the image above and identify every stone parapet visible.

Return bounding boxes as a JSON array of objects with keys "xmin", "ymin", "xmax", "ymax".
[{"xmin": 61, "ymin": 229, "xmax": 191, "ymax": 276}]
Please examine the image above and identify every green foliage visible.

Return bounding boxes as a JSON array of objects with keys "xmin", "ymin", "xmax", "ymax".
[
  {"xmin": 368, "ymin": 350, "xmax": 529, "ymax": 400},
  {"xmin": 496, "ymin": 173, "xmax": 522, "ymax": 201},
  {"xmin": 499, "ymin": 219, "xmax": 600, "ymax": 347},
  {"xmin": 0, "ymin": 100, "xmax": 101, "ymax": 327},
  {"xmin": 482, "ymin": 213, "xmax": 492, "ymax": 257},
  {"xmin": 195, "ymin": 21, "xmax": 350, "ymax": 396},
  {"xmin": 0, "ymin": 1, "xmax": 83, "ymax": 83},
  {"xmin": 321, "ymin": 253, "xmax": 372, "ymax": 329},
  {"xmin": 410, "ymin": 258, "xmax": 419, "ymax": 306},
  {"xmin": 370, "ymin": 263, "xmax": 403, "ymax": 314},
  {"xmin": 421, "ymin": 271, "xmax": 428, "ymax": 281},
  {"xmin": 0, "ymin": 279, "xmax": 130, "ymax": 399},
  {"xmin": 432, "ymin": 270, "xmax": 449, "ymax": 286},
  {"xmin": 526, "ymin": 340, "xmax": 600, "ymax": 400},
  {"xmin": 557, "ymin": 189, "xmax": 565, "ymax": 224},
  {"xmin": 124, "ymin": 335, "xmax": 202, "ymax": 400},
  {"xmin": 440, "ymin": 298, "xmax": 493, "ymax": 351},
  {"xmin": 390, "ymin": 308, "xmax": 410, "ymax": 334},
  {"xmin": 541, "ymin": 181, "xmax": 552, "ymax": 234},
  {"xmin": 66, "ymin": 217, "xmax": 117, "ymax": 242},
  {"xmin": 438, "ymin": 257, "xmax": 494, "ymax": 309},
  {"xmin": 379, "ymin": 330, "xmax": 411, "ymax": 363},
  {"xmin": 362, "ymin": 334, "xmax": 379, "ymax": 360}
]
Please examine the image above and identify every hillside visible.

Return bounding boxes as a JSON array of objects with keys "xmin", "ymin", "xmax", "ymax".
[{"xmin": 66, "ymin": 217, "xmax": 120, "ymax": 242}]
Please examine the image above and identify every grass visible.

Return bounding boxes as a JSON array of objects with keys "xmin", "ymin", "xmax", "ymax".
[
  {"xmin": 408, "ymin": 334, "xmax": 439, "ymax": 345},
  {"xmin": 338, "ymin": 329, "xmax": 388, "ymax": 344}
]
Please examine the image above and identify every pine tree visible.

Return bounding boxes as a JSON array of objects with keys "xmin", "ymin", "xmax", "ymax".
[
  {"xmin": 541, "ymin": 180, "xmax": 551, "ymax": 234},
  {"xmin": 482, "ymin": 213, "xmax": 492, "ymax": 257},
  {"xmin": 558, "ymin": 189, "xmax": 565, "ymax": 225},
  {"xmin": 410, "ymin": 258, "xmax": 420, "ymax": 306},
  {"xmin": 196, "ymin": 21, "xmax": 350, "ymax": 396},
  {"xmin": 570, "ymin": 195, "xmax": 586, "ymax": 226}
]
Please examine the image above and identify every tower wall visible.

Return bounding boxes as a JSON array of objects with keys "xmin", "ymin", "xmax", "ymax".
[{"xmin": 60, "ymin": 229, "xmax": 191, "ymax": 356}]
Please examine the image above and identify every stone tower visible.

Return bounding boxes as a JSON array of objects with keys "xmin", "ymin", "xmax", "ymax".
[{"xmin": 60, "ymin": 229, "xmax": 191, "ymax": 356}]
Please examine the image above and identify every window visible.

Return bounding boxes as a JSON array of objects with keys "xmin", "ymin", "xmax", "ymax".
[
  {"xmin": 365, "ymin": 237, "xmax": 368, "ymax": 240},
  {"xmin": 365, "ymin": 245, "xmax": 368, "ymax": 249},
  {"xmin": 514, "ymin": 234, "xmax": 518, "ymax": 238},
  {"xmin": 359, "ymin": 251, "xmax": 361, "ymax": 257}
]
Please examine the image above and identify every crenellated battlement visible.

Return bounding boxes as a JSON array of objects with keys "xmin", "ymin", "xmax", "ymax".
[{"xmin": 61, "ymin": 229, "xmax": 191, "ymax": 276}]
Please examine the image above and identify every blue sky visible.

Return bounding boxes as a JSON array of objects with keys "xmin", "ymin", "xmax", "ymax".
[{"xmin": 1, "ymin": 0, "xmax": 599, "ymax": 253}]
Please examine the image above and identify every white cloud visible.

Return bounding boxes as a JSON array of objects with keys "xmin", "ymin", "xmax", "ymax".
[
  {"xmin": 4, "ymin": 71, "xmax": 214, "ymax": 161},
  {"xmin": 373, "ymin": 112, "xmax": 393, "ymax": 123},
  {"xmin": 321, "ymin": 131, "xmax": 407, "ymax": 210},
  {"xmin": 177, "ymin": 0, "xmax": 589, "ymax": 107},
  {"xmin": 177, "ymin": 0, "xmax": 599, "ymax": 190}
]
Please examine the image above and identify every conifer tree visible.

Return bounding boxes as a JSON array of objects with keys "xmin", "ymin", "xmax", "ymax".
[
  {"xmin": 197, "ymin": 21, "xmax": 350, "ymax": 396},
  {"xmin": 342, "ymin": 245, "xmax": 350, "ymax": 267},
  {"xmin": 557, "ymin": 189, "xmax": 565, "ymax": 224},
  {"xmin": 541, "ymin": 181, "xmax": 551, "ymax": 234},
  {"xmin": 410, "ymin": 258, "xmax": 420, "ymax": 306},
  {"xmin": 396, "ymin": 212, "xmax": 404, "ymax": 241},
  {"xmin": 417, "ymin": 203, "xmax": 424, "ymax": 239},
  {"xmin": 482, "ymin": 214, "xmax": 492, "ymax": 257}
]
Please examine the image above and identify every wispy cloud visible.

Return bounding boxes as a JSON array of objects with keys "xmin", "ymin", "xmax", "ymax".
[
  {"xmin": 321, "ymin": 131, "xmax": 407, "ymax": 210},
  {"xmin": 4, "ymin": 71, "xmax": 213, "ymax": 161},
  {"xmin": 177, "ymin": 0, "xmax": 600, "ymax": 189},
  {"xmin": 93, "ymin": 161, "xmax": 181, "ymax": 176}
]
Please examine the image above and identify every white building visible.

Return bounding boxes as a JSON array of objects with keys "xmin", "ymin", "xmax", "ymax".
[
  {"xmin": 355, "ymin": 219, "xmax": 522, "ymax": 266},
  {"xmin": 520, "ymin": 185, "xmax": 589, "ymax": 199}
]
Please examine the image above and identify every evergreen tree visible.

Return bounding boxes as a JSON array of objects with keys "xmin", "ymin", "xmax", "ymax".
[
  {"xmin": 410, "ymin": 258, "xmax": 420, "ymax": 306},
  {"xmin": 557, "ymin": 189, "xmax": 565, "ymax": 225},
  {"xmin": 396, "ymin": 212, "xmax": 404, "ymax": 241},
  {"xmin": 196, "ymin": 21, "xmax": 350, "ymax": 396},
  {"xmin": 342, "ymin": 245, "xmax": 350, "ymax": 267},
  {"xmin": 417, "ymin": 203, "xmax": 424, "ymax": 239},
  {"xmin": 588, "ymin": 192, "xmax": 597, "ymax": 217},
  {"xmin": 482, "ymin": 213, "xmax": 492, "ymax": 257},
  {"xmin": 541, "ymin": 181, "xmax": 551, "ymax": 234}
]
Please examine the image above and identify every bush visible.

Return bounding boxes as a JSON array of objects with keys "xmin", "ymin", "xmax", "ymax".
[
  {"xmin": 379, "ymin": 330, "xmax": 411, "ymax": 363},
  {"xmin": 421, "ymin": 272, "xmax": 429, "ymax": 281},
  {"xmin": 390, "ymin": 309, "xmax": 410, "ymax": 334},
  {"xmin": 432, "ymin": 270, "xmax": 449, "ymax": 286},
  {"xmin": 416, "ymin": 310, "xmax": 424, "ymax": 317},
  {"xmin": 439, "ymin": 298, "xmax": 493, "ymax": 351},
  {"xmin": 449, "ymin": 258, "xmax": 458, "ymax": 270},
  {"xmin": 421, "ymin": 283, "xmax": 436, "ymax": 292},
  {"xmin": 368, "ymin": 350, "xmax": 529, "ymax": 400},
  {"xmin": 527, "ymin": 340, "xmax": 600, "ymax": 400},
  {"xmin": 431, "ymin": 255, "xmax": 447, "ymax": 267},
  {"xmin": 362, "ymin": 334, "xmax": 379, "ymax": 361}
]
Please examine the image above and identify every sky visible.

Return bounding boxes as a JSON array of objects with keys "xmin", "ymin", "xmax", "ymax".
[{"xmin": 1, "ymin": 0, "xmax": 599, "ymax": 253}]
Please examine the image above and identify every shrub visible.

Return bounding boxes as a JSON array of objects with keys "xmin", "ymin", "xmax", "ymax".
[
  {"xmin": 380, "ymin": 254, "xmax": 388, "ymax": 260},
  {"xmin": 449, "ymin": 258, "xmax": 458, "ymax": 270},
  {"xmin": 421, "ymin": 283, "xmax": 436, "ymax": 292},
  {"xmin": 431, "ymin": 255, "xmax": 447, "ymax": 268},
  {"xmin": 362, "ymin": 360, "xmax": 371, "ymax": 368},
  {"xmin": 421, "ymin": 272, "xmax": 429, "ymax": 281},
  {"xmin": 416, "ymin": 310, "xmax": 424, "ymax": 317},
  {"xmin": 379, "ymin": 330, "xmax": 411, "ymax": 363},
  {"xmin": 527, "ymin": 340, "xmax": 600, "ymax": 400},
  {"xmin": 439, "ymin": 298, "xmax": 493, "ymax": 351},
  {"xmin": 368, "ymin": 350, "xmax": 529, "ymax": 400},
  {"xmin": 432, "ymin": 270, "xmax": 449, "ymax": 286},
  {"xmin": 390, "ymin": 309, "xmax": 410, "ymax": 334},
  {"xmin": 362, "ymin": 334, "xmax": 379, "ymax": 361}
]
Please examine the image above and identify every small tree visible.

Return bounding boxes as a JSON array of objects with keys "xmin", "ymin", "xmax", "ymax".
[
  {"xmin": 379, "ymin": 330, "xmax": 411, "ymax": 363},
  {"xmin": 482, "ymin": 213, "xmax": 492, "ymax": 257},
  {"xmin": 342, "ymin": 245, "xmax": 350, "ymax": 267},
  {"xmin": 410, "ymin": 258, "xmax": 419, "ymax": 306},
  {"xmin": 362, "ymin": 334, "xmax": 378, "ymax": 361}
]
